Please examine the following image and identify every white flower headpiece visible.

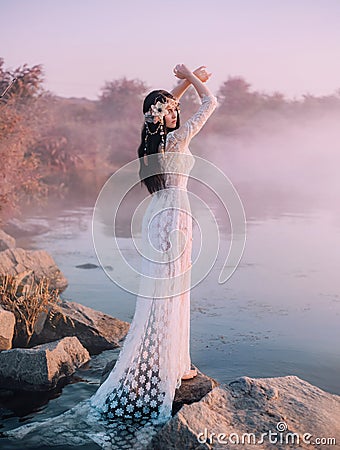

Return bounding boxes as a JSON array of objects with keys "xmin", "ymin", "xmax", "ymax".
[
  {"xmin": 144, "ymin": 97, "xmax": 180, "ymax": 124},
  {"xmin": 143, "ymin": 96, "xmax": 180, "ymax": 165}
]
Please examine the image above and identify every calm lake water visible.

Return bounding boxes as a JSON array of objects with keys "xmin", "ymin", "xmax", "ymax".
[{"xmin": 1, "ymin": 122, "xmax": 340, "ymax": 446}]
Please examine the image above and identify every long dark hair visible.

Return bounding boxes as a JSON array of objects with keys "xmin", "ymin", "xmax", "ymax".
[{"xmin": 138, "ymin": 90, "xmax": 180, "ymax": 194}]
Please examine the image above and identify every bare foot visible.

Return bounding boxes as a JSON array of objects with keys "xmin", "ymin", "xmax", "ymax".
[{"xmin": 181, "ymin": 368, "xmax": 198, "ymax": 380}]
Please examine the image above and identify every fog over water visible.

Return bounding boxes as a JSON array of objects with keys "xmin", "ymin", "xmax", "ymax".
[{"xmin": 206, "ymin": 112, "xmax": 340, "ymax": 213}]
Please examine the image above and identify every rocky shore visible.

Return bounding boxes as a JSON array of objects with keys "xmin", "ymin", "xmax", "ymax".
[
  {"xmin": 149, "ymin": 373, "xmax": 340, "ymax": 449},
  {"xmin": 2, "ymin": 370, "xmax": 340, "ymax": 449},
  {"xmin": 0, "ymin": 227, "xmax": 130, "ymax": 392},
  {"xmin": 0, "ymin": 226, "xmax": 339, "ymax": 448}
]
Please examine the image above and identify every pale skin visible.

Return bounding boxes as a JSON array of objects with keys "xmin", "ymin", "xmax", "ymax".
[
  {"xmin": 168, "ymin": 64, "xmax": 213, "ymax": 381},
  {"xmin": 164, "ymin": 64, "xmax": 213, "ymax": 131}
]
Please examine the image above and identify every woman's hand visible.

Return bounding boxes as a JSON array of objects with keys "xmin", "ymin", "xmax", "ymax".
[
  {"xmin": 171, "ymin": 63, "xmax": 213, "ymax": 100},
  {"xmin": 174, "ymin": 64, "xmax": 212, "ymax": 83},
  {"xmin": 173, "ymin": 64, "xmax": 193, "ymax": 80},
  {"xmin": 193, "ymin": 66, "xmax": 212, "ymax": 83}
]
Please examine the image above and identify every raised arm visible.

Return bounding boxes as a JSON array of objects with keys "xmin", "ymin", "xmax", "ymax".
[
  {"xmin": 167, "ymin": 64, "xmax": 217, "ymax": 150},
  {"xmin": 170, "ymin": 66, "xmax": 212, "ymax": 100}
]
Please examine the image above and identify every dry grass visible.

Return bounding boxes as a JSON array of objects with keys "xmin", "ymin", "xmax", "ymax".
[{"xmin": 0, "ymin": 272, "xmax": 73, "ymax": 347}]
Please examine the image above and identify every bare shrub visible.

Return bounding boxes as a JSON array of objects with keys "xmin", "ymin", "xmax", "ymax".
[{"xmin": 0, "ymin": 273, "xmax": 72, "ymax": 347}]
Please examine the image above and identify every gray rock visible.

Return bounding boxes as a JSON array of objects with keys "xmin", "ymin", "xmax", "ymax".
[
  {"xmin": 0, "ymin": 306, "xmax": 15, "ymax": 350},
  {"xmin": 148, "ymin": 375, "xmax": 340, "ymax": 449},
  {"xmin": 172, "ymin": 365, "xmax": 220, "ymax": 415},
  {"xmin": 30, "ymin": 299, "xmax": 130, "ymax": 355},
  {"xmin": 0, "ymin": 229, "xmax": 16, "ymax": 251},
  {"xmin": 0, "ymin": 247, "xmax": 68, "ymax": 293},
  {"xmin": 3, "ymin": 217, "xmax": 49, "ymax": 237},
  {"xmin": 0, "ymin": 336, "xmax": 90, "ymax": 391},
  {"xmin": 75, "ymin": 263, "xmax": 99, "ymax": 269}
]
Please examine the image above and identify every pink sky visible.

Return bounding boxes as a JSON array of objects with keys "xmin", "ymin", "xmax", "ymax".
[{"xmin": 1, "ymin": 0, "xmax": 340, "ymax": 100}]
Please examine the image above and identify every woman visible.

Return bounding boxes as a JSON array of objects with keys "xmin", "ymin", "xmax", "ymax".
[
  {"xmin": 90, "ymin": 64, "xmax": 218, "ymax": 424},
  {"xmin": 5, "ymin": 64, "xmax": 217, "ymax": 449}
]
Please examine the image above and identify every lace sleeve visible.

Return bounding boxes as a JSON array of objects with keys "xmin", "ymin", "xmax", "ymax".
[{"xmin": 166, "ymin": 94, "xmax": 218, "ymax": 151}]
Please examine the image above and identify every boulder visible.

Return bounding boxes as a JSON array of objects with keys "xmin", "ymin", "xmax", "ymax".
[
  {"xmin": 147, "ymin": 375, "xmax": 340, "ymax": 449},
  {"xmin": 30, "ymin": 299, "xmax": 130, "ymax": 355},
  {"xmin": 3, "ymin": 217, "xmax": 49, "ymax": 237},
  {"xmin": 0, "ymin": 247, "xmax": 68, "ymax": 293},
  {"xmin": 172, "ymin": 365, "xmax": 219, "ymax": 415},
  {"xmin": 0, "ymin": 229, "xmax": 16, "ymax": 251},
  {"xmin": 0, "ymin": 306, "xmax": 15, "ymax": 350},
  {"xmin": 0, "ymin": 336, "xmax": 90, "ymax": 391}
]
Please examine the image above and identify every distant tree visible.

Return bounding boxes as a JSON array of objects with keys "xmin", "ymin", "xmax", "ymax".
[
  {"xmin": 217, "ymin": 76, "xmax": 262, "ymax": 115},
  {"xmin": 0, "ymin": 59, "xmax": 12, "ymax": 101},
  {"xmin": 0, "ymin": 59, "xmax": 48, "ymax": 225},
  {"xmin": 98, "ymin": 77, "xmax": 148, "ymax": 121},
  {"xmin": 34, "ymin": 131, "xmax": 83, "ymax": 171},
  {"xmin": 0, "ymin": 58, "xmax": 45, "ymax": 104},
  {"xmin": 301, "ymin": 92, "xmax": 340, "ymax": 111},
  {"xmin": 263, "ymin": 91, "xmax": 286, "ymax": 110}
]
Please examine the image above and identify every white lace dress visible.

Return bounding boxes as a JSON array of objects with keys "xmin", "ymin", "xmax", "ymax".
[
  {"xmin": 89, "ymin": 94, "xmax": 218, "ymax": 421},
  {"xmin": 4, "ymin": 94, "xmax": 217, "ymax": 450}
]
